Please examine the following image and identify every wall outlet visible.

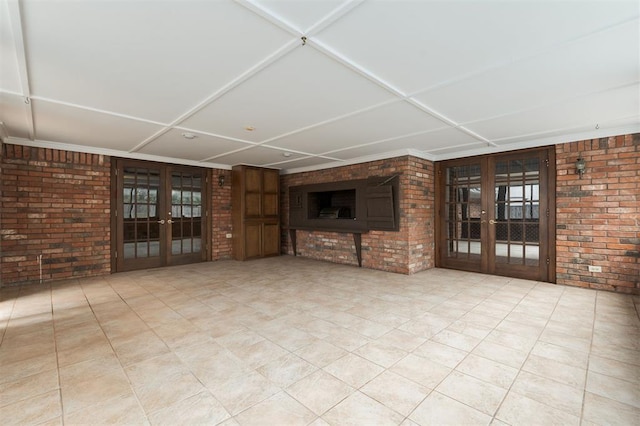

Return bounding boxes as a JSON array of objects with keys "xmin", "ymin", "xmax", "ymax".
[
  {"xmin": 588, "ymin": 265, "xmax": 602, "ymax": 273},
  {"xmin": 226, "ymin": 233, "xmax": 232, "ymax": 239}
]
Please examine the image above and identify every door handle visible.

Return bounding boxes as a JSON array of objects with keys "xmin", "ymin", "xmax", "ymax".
[
  {"xmin": 167, "ymin": 219, "xmax": 174, "ymax": 224},
  {"xmin": 489, "ymin": 219, "xmax": 497, "ymax": 225},
  {"xmin": 157, "ymin": 219, "xmax": 165, "ymax": 224}
]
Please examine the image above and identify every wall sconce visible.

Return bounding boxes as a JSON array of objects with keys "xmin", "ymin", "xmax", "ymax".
[
  {"xmin": 575, "ymin": 157, "xmax": 586, "ymax": 179},
  {"xmin": 218, "ymin": 174, "xmax": 225, "ymax": 187}
]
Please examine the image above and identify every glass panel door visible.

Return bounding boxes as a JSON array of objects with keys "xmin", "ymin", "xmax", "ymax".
[
  {"xmin": 169, "ymin": 169, "xmax": 204, "ymax": 265},
  {"xmin": 115, "ymin": 160, "xmax": 209, "ymax": 272},
  {"xmin": 121, "ymin": 167, "xmax": 163, "ymax": 270},
  {"xmin": 441, "ymin": 162, "xmax": 484, "ymax": 272},
  {"xmin": 437, "ymin": 147, "xmax": 554, "ymax": 282}
]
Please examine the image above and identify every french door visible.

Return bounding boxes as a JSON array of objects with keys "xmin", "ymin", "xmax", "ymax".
[
  {"xmin": 112, "ymin": 159, "xmax": 210, "ymax": 272},
  {"xmin": 436, "ymin": 147, "xmax": 555, "ymax": 282}
]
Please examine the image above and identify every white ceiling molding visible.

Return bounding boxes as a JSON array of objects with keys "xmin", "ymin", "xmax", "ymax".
[
  {"xmin": 5, "ymin": 0, "xmax": 33, "ymax": 140},
  {"xmin": 3, "ymin": 136, "xmax": 233, "ymax": 170}
]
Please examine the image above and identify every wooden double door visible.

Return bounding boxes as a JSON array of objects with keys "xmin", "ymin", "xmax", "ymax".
[
  {"xmin": 112, "ymin": 159, "xmax": 210, "ymax": 272},
  {"xmin": 436, "ymin": 147, "xmax": 555, "ymax": 282}
]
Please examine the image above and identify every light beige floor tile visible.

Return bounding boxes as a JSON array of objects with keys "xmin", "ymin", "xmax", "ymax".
[
  {"xmin": 530, "ymin": 340, "xmax": 589, "ymax": 369},
  {"xmin": 60, "ymin": 370, "xmax": 134, "ymax": 414},
  {"xmin": 510, "ymin": 370, "xmax": 584, "ymax": 417},
  {"xmin": 146, "ymin": 391, "xmax": 230, "ymax": 426},
  {"xmin": 285, "ymin": 370, "xmax": 354, "ymax": 416},
  {"xmin": 210, "ymin": 371, "xmax": 280, "ymax": 416},
  {"xmin": 471, "ymin": 340, "xmax": 529, "ymax": 369},
  {"xmin": 234, "ymin": 391, "xmax": 316, "ymax": 426},
  {"xmin": 0, "ymin": 368, "xmax": 59, "ymax": 407},
  {"xmin": 257, "ymin": 353, "xmax": 318, "ymax": 388},
  {"xmin": 446, "ymin": 318, "xmax": 493, "ymax": 339},
  {"xmin": 522, "ymin": 353, "xmax": 586, "ymax": 389},
  {"xmin": 588, "ymin": 354, "xmax": 640, "ymax": 384},
  {"xmin": 353, "ymin": 341, "xmax": 408, "ymax": 368},
  {"xmin": 410, "ymin": 391, "xmax": 491, "ymax": 426},
  {"xmin": 390, "ymin": 353, "xmax": 451, "ymax": 389},
  {"xmin": 229, "ymin": 339, "xmax": 289, "ymax": 369},
  {"xmin": 375, "ymin": 329, "xmax": 427, "ymax": 352},
  {"xmin": 398, "ymin": 313, "xmax": 452, "ymax": 338},
  {"xmin": 323, "ymin": 327, "xmax": 370, "ymax": 352},
  {"xmin": 582, "ymin": 391, "xmax": 640, "ymax": 425},
  {"xmin": 431, "ymin": 329, "xmax": 481, "ymax": 351},
  {"xmin": 110, "ymin": 330, "xmax": 171, "ymax": 366},
  {"xmin": 323, "ymin": 353, "xmax": 384, "ymax": 388},
  {"xmin": 539, "ymin": 328, "xmax": 592, "ymax": 353},
  {"xmin": 63, "ymin": 393, "xmax": 148, "ymax": 425},
  {"xmin": 0, "ymin": 351, "xmax": 58, "ymax": 384},
  {"xmin": 485, "ymin": 329, "xmax": 538, "ymax": 353},
  {"xmin": 322, "ymin": 391, "xmax": 405, "ymax": 426},
  {"xmin": 455, "ymin": 353, "xmax": 518, "ymax": 389},
  {"xmin": 495, "ymin": 392, "xmax": 580, "ymax": 426},
  {"xmin": 153, "ymin": 321, "xmax": 214, "ymax": 351},
  {"xmin": 295, "ymin": 340, "xmax": 348, "ymax": 368},
  {"xmin": 435, "ymin": 371, "xmax": 507, "ymax": 416},
  {"xmin": 360, "ymin": 370, "xmax": 430, "ymax": 416},
  {"xmin": 0, "ymin": 389, "xmax": 61, "ymax": 426},
  {"xmin": 586, "ymin": 370, "xmax": 640, "ymax": 409},
  {"xmin": 58, "ymin": 353, "xmax": 122, "ymax": 386},
  {"xmin": 413, "ymin": 340, "xmax": 468, "ymax": 368}
]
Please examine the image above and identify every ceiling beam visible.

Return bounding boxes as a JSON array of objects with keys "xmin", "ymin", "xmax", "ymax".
[{"xmin": 6, "ymin": 0, "xmax": 34, "ymax": 140}]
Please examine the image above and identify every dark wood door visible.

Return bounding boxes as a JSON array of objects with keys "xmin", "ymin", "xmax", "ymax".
[
  {"xmin": 113, "ymin": 159, "xmax": 210, "ymax": 272},
  {"xmin": 436, "ymin": 147, "xmax": 555, "ymax": 282}
]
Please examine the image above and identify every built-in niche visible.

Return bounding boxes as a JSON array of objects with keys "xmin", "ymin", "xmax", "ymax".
[
  {"xmin": 289, "ymin": 176, "xmax": 399, "ymax": 233},
  {"xmin": 308, "ymin": 189, "xmax": 356, "ymax": 220}
]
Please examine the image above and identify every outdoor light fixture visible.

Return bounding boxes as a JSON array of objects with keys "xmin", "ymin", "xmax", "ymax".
[
  {"xmin": 218, "ymin": 174, "xmax": 225, "ymax": 187},
  {"xmin": 575, "ymin": 156, "xmax": 586, "ymax": 179}
]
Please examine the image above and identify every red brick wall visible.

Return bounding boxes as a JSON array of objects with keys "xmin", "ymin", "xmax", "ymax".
[
  {"xmin": 280, "ymin": 156, "xmax": 435, "ymax": 274},
  {"xmin": 1, "ymin": 144, "xmax": 111, "ymax": 285},
  {"xmin": 212, "ymin": 170, "xmax": 232, "ymax": 260},
  {"xmin": 556, "ymin": 134, "xmax": 640, "ymax": 294}
]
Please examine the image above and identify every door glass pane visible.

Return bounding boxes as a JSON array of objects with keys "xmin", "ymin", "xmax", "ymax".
[
  {"xmin": 122, "ymin": 168, "xmax": 161, "ymax": 260},
  {"xmin": 494, "ymin": 158, "xmax": 540, "ymax": 265},
  {"xmin": 444, "ymin": 164, "xmax": 482, "ymax": 261},
  {"xmin": 170, "ymin": 171, "xmax": 203, "ymax": 256}
]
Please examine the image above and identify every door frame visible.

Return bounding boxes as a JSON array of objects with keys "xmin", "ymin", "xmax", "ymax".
[
  {"xmin": 435, "ymin": 146, "xmax": 556, "ymax": 283},
  {"xmin": 111, "ymin": 158, "xmax": 212, "ymax": 273}
]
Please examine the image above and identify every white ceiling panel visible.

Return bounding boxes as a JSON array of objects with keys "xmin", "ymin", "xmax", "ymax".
[
  {"xmin": 211, "ymin": 145, "xmax": 308, "ymax": 167},
  {"xmin": 138, "ymin": 129, "xmax": 255, "ymax": 162},
  {"xmin": 252, "ymin": 0, "xmax": 348, "ymax": 33},
  {"xmin": 0, "ymin": 0, "xmax": 21, "ymax": 93},
  {"xmin": 316, "ymin": 0, "xmax": 639, "ymax": 95},
  {"xmin": 0, "ymin": 91, "xmax": 31, "ymax": 139},
  {"xmin": 1, "ymin": 1, "xmax": 638, "ymax": 171},
  {"xmin": 415, "ymin": 20, "xmax": 640, "ymax": 124},
  {"xmin": 466, "ymin": 84, "xmax": 640, "ymax": 142},
  {"xmin": 21, "ymin": 0, "xmax": 292, "ymax": 122},
  {"xmin": 181, "ymin": 46, "xmax": 395, "ymax": 142},
  {"xmin": 32, "ymin": 100, "xmax": 163, "ymax": 151},
  {"xmin": 266, "ymin": 100, "xmax": 446, "ymax": 153}
]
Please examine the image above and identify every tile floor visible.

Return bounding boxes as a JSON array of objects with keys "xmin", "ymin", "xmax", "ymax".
[{"xmin": 1, "ymin": 256, "xmax": 639, "ymax": 425}]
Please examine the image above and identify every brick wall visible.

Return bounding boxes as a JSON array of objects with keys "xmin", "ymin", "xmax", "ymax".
[
  {"xmin": 212, "ymin": 170, "xmax": 232, "ymax": 260},
  {"xmin": 280, "ymin": 156, "xmax": 435, "ymax": 274},
  {"xmin": 1, "ymin": 144, "xmax": 111, "ymax": 285},
  {"xmin": 556, "ymin": 134, "xmax": 639, "ymax": 294}
]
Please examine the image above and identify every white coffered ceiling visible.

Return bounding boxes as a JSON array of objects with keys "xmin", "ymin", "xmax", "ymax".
[{"xmin": 1, "ymin": 0, "xmax": 638, "ymax": 173}]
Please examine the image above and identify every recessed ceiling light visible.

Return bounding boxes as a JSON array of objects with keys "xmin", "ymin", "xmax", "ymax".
[
  {"xmin": 245, "ymin": 126, "xmax": 255, "ymax": 132},
  {"xmin": 283, "ymin": 152, "xmax": 292, "ymax": 157},
  {"xmin": 181, "ymin": 132, "xmax": 197, "ymax": 139}
]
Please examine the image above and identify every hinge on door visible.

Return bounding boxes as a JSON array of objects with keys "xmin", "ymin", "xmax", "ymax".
[
  {"xmin": 115, "ymin": 251, "xmax": 118, "ymax": 259},
  {"xmin": 546, "ymin": 208, "xmax": 550, "ymax": 217},
  {"xmin": 546, "ymin": 257, "xmax": 550, "ymax": 265},
  {"xmin": 545, "ymin": 158, "xmax": 549, "ymax": 167}
]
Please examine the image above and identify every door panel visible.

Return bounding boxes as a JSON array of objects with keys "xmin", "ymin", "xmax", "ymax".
[
  {"xmin": 114, "ymin": 160, "xmax": 209, "ymax": 272},
  {"xmin": 437, "ymin": 147, "xmax": 555, "ymax": 282}
]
